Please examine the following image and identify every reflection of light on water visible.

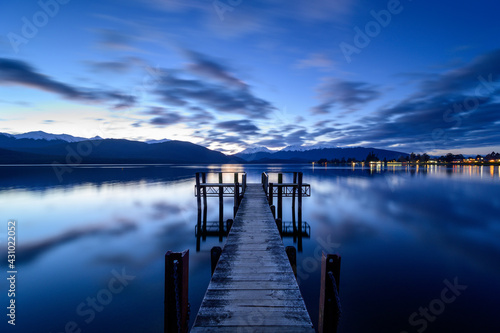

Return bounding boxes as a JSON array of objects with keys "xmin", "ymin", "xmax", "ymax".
[{"xmin": 490, "ymin": 165, "xmax": 495, "ymax": 178}]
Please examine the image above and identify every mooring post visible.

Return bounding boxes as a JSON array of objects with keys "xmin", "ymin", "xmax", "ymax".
[
  {"xmin": 210, "ymin": 246, "xmax": 222, "ymax": 276},
  {"xmin": 226, "ymin": 218, "xmax": 233, "ymax": 234},
  {"xmin": 196, "ymin": 173, "xmax": 201, "ymax": 234},
  {"xmin": 285, "ymin": 246, "xmax": 297, "ymax": 278},
  {"xmin": 277, "ymin": 173, "xmax": 283, "ymax": 220},
  {"xmin": 269, "ymin": 182, "xmax": 274, "ymax": 206},
  {"xmin": 292, "ymin": 172, "xmax": 297, "ymax": 238},
  {"xmin": 165, "ymin": 250, "xmax": 189, "ymax": 333},
  {"xmin": 297, "ymin": 172, "xmax": 303, "ymax": 235},
  {"xmin": 270, "ymin": 205, "xmax": 276, "ymax": 219},
  {"xmin": 201, "ymin": 172, "xmax": 207, "ymax": 233},
  {"xmin": 275, "ymin": 217, "xmax": 282, "ymax": 237},
  {"xmin": 318, "ymin": 253, "xmax": 341, "ymax": 333}
]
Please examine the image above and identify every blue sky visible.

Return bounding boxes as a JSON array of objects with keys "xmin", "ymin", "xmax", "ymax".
[{"xmin": 1, "ymin": 0, "xmax": 499, "ymax": 154}]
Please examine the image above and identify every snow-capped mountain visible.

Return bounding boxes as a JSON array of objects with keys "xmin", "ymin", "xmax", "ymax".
[
  {"xmin": 146, "ymin": 138, "xmax": 171, "ymax": 144},
  {"xmin": 279, "ymin": 143, "xmax": 338, "ymax": 152},
  {"xmin": 3, "ymin": 131, "xmax": 102, "ymax": 142},
  {"xmin": 237, "ymin": 146, "xmax": 274, "ymax": 155}
]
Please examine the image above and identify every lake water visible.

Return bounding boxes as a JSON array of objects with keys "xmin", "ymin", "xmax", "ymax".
[{"xmin": 1, "ymin": 164, "xmax": 499, "ymax": 332}]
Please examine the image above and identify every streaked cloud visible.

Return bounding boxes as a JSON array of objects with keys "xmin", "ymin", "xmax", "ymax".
[
  {"xmin": 311, "ymin": 79, "xmax": 380, "ymax": 114},
  {"xmin": 0, "ymin": 58, "xmax": 136, "ymax": 108}
]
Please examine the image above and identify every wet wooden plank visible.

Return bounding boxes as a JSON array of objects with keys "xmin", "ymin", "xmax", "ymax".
[{"xmin": 192, "ymin": 184, "xmax": 314, "ymax": 332}]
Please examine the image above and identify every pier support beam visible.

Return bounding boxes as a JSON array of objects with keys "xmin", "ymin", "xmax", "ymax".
[
  {"xmin": 218, "ymin": 172, "xmax": 224, "ymax": 242},
  {"xmin": 277, "ymin": 173, "xmax": 283, "ymax": 220},
  {"xmin": 269, "ymin": 182, "xmax": 273, "ymax": 206},
  {"xmin": 196, "ymin": 173, "xmax": 201, "ymax": 235},
  {"xmin": 233, "ymin": 173, "xmax": 239, "ymax": 218},
  {"xmin": 292, "ymin": 172, "xmax": 297, "ymax": 238},
  {"xmin": 297, "ymin": 172, "xmax": 303, "ymax": 235},
  {"xmin": 201, "ymin": 172, "xmax": 207, "ymax": 234}
]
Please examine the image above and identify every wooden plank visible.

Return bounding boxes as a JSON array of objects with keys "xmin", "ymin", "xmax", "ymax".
[{"xmin": 192, "ymin": 184, "xmax": 314, "ymax": 332}]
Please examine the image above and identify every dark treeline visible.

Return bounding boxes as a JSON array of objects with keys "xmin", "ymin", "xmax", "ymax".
[{"xmin": 316, "ymin": 151, "xmax": 500, "ymax": 164}]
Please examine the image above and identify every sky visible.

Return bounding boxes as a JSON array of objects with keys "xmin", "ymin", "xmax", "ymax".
[{"xmin": 1, "ymin": 0, "xmax": 500, "ymax": 155}]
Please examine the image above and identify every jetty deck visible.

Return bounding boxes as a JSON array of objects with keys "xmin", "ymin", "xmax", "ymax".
[{"xmin": 191, "ymin": 183, "xmax": 315, "ymax": 332}]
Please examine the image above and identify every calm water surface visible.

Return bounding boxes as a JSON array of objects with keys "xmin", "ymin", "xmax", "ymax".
[{"xmin": 1, "ymin": 164, "xmax": 499, "ymax": 332}]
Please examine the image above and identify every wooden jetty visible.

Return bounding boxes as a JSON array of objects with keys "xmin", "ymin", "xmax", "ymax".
[{"xmin": 191, "ymin": 174, "xmax": 315, "ymax": 332}]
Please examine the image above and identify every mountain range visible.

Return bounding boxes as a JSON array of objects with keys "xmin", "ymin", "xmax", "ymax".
[
  {"xmin": 0, "ymin": 131, "xmax": 408, "ymax": 164},
  {"xmin": 235, "ymin": 145, "xmax": 408, "ymax": 162},
  {"xmin": 0, "ymin": 131, "xmax": 238, "ymax": 164}
]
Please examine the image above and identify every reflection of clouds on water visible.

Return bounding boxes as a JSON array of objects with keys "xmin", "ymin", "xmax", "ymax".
[
  {"xmin": 310, "ymin": 172, "xmax": 500, "ymax": 274},
  {"xmin": 18, "ymin": 217, "xmax": 138, "ymax": 264},
  {"xmin": 149, "ymin": 201, "xmax": 184, "ymax": 220}
]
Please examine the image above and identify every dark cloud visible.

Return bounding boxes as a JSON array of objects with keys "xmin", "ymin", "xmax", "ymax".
[
  {"xmin": 0, "ymin": 58, "xmax": 136, "ymax": 108},
  {"xmin": 154, "ymin": 73, "xmax": 275, "ymax": 118},
  {"xmin": 184, "ymin": 50, "xmax": 247, "ymax": 89},
  {"xmin": 311, "ymin": 102, "xmax": 333, "ymax": 115},
  {"xmin": 145, "ymin": 107, "xmax": 183, "ymax": 126},
  {"xmin": 86, "ymin": 60, "xmax": 131, "ymax": 73},
  {"xmin": 217, "ymin": 120, "xmax": 259, "ymax": 135},
  {"xmin": 191, "ymin": 128, "xmax": 247, "ymax": 148},
  {"xmin": 311, "ymin": 79, "xmax": 380, "ymax": 114},
  {"xmin": 85, "ymin": 57, "xmax": 146, "ymax": 74},
  {"xmin": 418, "ymin": 49, "xmax": 500, "ymax": 97},
  {"xmin": 141, "ymin": 106, "xmax": 214, "ymax": 127},
  {"xmin": 285, "ymin": 129, "xmax": 308, "ymax": 146}
]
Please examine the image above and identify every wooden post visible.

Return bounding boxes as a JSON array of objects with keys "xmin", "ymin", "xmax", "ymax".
[
  {"xmin": 318, "ymin": 253, "xmax": 341, "ymax": 333},
  {"xmin": 218, "ymin": 172, "xmax": 223, "ymax": 242},
  {"xmin": 285, "ymin": 246, "xmax": 297, "ymax": 278},
  {"xmin": 242, "ymin": 173, "xmax": 246, "ymax": 193},
  {"xmin": 297, "ymin": 172, "xmax": 303, "ymax": 236},
  {"xmin": 270, "ymin": 205, "xmax": 276, "ymax": 219},
  {"xmin": 233, "ymin": 173, "xmax": 239, "ymax": 218},
  {"xmin": 196, "ymin": 173, "xmax": 201, "ymax": 234},
  {"xmin": 201, "ymin": 172, "xmax": 207, "ymax": 233},
  {"xmin": 277, "ymin": 173, "xmax": 283, "ymax": 220},
  {"xmin": 292, "ymin": 172, "xmax": 297, "ymax": 240},
  {"xmin": 165, "ymin": 250, "xmax": 189, "ymax": 333},
  {"xmin": 226, "ymin": 218, "xmax": 233, "ymax": 234},
  {"xmin": 275, "ymin": 218, "xmax": 282, "ymax": 237},
  {"xmin": 262, "ymin": 172, "xmax": 268, "ymax": 198},
  {"xmin": 211, "ymin": 246, "xmax": 222, "ymax": 276},
  {"xmin": 269, "ymin": 182, "xmax": 274, "ymax": 206}
]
